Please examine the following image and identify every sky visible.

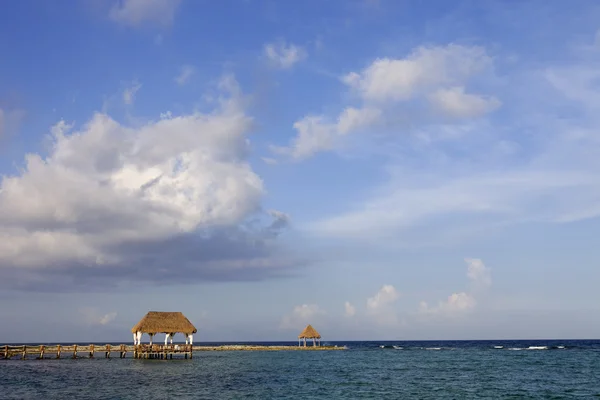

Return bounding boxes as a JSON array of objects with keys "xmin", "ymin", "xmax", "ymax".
[{"xmin": 1, "ymin": 0, "xmax": 600, "ymax": 343}]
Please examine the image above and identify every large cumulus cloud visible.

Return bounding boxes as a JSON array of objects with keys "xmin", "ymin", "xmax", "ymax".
[{"xmin": 0, "ymin": 77, "xmax": 300, "ymax": 291}]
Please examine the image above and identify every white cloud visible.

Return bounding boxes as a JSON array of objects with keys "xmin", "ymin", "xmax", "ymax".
[
  {"xmin": 342, "ymin": 44, "xmax": 491, "ymax": 102},
  {"xmin": 280, "ymin": 304, "xmax": 325, "ymax": 329},
  {"xmin": 271, "ymin": 107, "xmax": 382, "ymax": 159},
  {"xmin": 273, "ymin": 44, "xmax": 496, "ymax": 160},
  {"xmin": 123, "ymin": 81, "xmax": 142, "ymax": 105},
  {"xmin": 418, "ymin": 258, "xmax": 491, "ymax": 317},
  {"xmin": 428, "ymin": 86, "xmax": 501, "ymax": 118},
  {"xmin": 365, "ymin": 285, "xmax": 400, "ymax": 326},
  {"xmin": 0, "ymin": 75, "xmax": 296, "ymax": 289},
  {"xmin": 264, "ymin": 41, "xmax": 307, "ymax": 69},
  {"xmin": 419, "ymin": 292, "xmax": 477, "ymax": 315},
  {"xmin": 367, "ymin": 285, "xmax": 399, "ymax": 311},
  {"xmin": 99, "ymin": 312, "xmax": 117, "ymax": 325},
  {"xmin": 261, "ymin": 157, "xmax": 278, "ymax": 165},
  {"xmin": 465, "ymin": 258, "xmax": 492, "ymax": 290},
  {"xmin": 337, "ymin": 107, "xmax": 382, "ymax": 134},
  {"xmin": 344, "ymin": 301, "xmax": 356, "ymax": 317},
  {"xmin": 175, "ymin": 65, "xmax": 195, "ymax": 86},
  {"xmin": 109, "ymin": 0, "xmax": 181, "ymax": 27}
]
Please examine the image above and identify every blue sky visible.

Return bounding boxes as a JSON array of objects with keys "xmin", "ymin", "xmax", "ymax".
[{"xmin": 1, "ymin": 0, "xmax": 600, "ymax": 343}]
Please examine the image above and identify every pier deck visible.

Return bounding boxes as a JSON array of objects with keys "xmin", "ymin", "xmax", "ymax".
[{"xmin": 0, "ymin": 344, "xmax": 344, "ymax": 360}]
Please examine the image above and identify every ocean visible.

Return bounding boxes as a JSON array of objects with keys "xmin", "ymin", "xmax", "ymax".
[{"xmin": 1, "ymin": 340, "xmax": 600, "ymax": 399}]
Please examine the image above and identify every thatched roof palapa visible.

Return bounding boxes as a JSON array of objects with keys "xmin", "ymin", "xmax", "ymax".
[
  {"xmin": 298, "ymin": 324, "xmax": 321, "ymax": 339},
  {"xmin": 131, "ymin": 311, "xmax": 197, "ymax": 334}
]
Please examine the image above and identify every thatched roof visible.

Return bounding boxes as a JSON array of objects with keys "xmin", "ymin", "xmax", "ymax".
[
  {"xmin": 298, "ymin": 324, "xmax": 321, "ymax": 339},
  {"xmin": 131, "ymin": 311, "xmax": 197, "ymax": 334}
]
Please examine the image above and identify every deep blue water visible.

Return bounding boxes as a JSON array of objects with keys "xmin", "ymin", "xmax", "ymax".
[{"xmin": 1, "ymin": 340, "xmax": 600, "ymax": 399}]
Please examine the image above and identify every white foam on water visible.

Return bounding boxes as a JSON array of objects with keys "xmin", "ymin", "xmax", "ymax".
[
  {"xmin": 508, "ymin": 347, "xmax": 523, "ymax": 351},
  {"xmin": 527, "ymin": 346, "xmax": 548, "ymax": 350},
  {"xmin": 393, "ymin": 346, "xmax": 403, "ymax": 350},
  {"xmin": 493, "ymin": 346, "xmax": 504, "ymax": 349},
  {"xmin": 557, "ymin": 346, "xmax": 565, "ymax": 349},
  {"xmin": 426, "ymin": 347, "xmax": 442, "ymax": 350}
]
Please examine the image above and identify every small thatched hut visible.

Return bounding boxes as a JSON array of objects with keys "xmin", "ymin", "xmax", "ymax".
[
  {"xmin": 132, "ymin": 311, "xmax": 197, "ymax": 346},
  {"xmin": 298, "ymin": 324, "xmax": 321, "ymax": 347}
]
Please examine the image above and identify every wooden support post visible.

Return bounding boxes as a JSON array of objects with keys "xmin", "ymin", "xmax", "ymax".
[
  {"xmin": 73, "ymin": 344, "xmax": 77, "ymax": 359},
  {"xmin": 4, "ymin": 345, "xmax": 8, "ymax": 359},
  {"xmin": 190, "ymin": 344, "xmax": 193, "ymax": 359},
  {"xmin": 57, "ymin": 345, "xmax": 61, "ymax": 359},
  {"xmin": 40, "ymin": 345, "xmax": 45, "ymax": 359},
  {"xmin": 22, "ymin": 345, "xmax": 26, "ymax": 360},
  {"xmin": 106, "ymin": 344, "xmax": 111, "ymax": 358},
  {"xmin": 90, "ymin": 344, "xmax": 95, "ymax": 358}
]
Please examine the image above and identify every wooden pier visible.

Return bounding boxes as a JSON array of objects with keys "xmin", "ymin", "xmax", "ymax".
[
  {"xmin": 0, "ymin": 344, "xmax": 193, "ymax": 360},
  {"xmin": 0, "ymin": 344, "xmax": 343, "ymax": 360}
]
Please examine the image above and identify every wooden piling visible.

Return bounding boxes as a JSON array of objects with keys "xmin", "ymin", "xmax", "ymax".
[
  {"xmin": 22, "ymin": 345, "xmax": 26, "ymax": 360},
  {"xmin": 57, "ymin": 344, "xmax": 61, "ymax": 359},
  {"xmin": 4, "ymin": 345, "xmax": 8, "ymax": 359},
  {"xmin": 39, "ymin": 345, "xmax": 45, "ymax": 359},
  {"xmin": 90, "ymin": 344, "xmax": 94, "ymax": 358},
  {"xmin": 73, "ymin": 344, "xmax": 77, "ymax": 359},
  {"xmin": 106, "ymin": 344, "xmax": 111, "ymax": 358}
]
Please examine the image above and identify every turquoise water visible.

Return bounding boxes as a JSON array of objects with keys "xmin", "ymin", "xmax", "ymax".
[{"xmin": 2, "ymin": 341, "xmax": 600, "ymax": 399}]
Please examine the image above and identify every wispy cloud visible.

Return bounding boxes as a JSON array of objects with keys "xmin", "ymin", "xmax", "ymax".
[
  {"xmin": 264, "ymin": 41, "xmax": 307, "ymax": 69},
  {"xmin": 109, "ymin": 0, "xmax": 182, "ymax": 27},
  {"xmin": 175, "ymin": 64, "xmax": 196, "ymax": 86},
  {"xmin": 123, "ymin": 80, "xmax": 141, "ymax": 105}
]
